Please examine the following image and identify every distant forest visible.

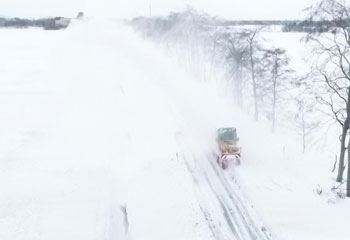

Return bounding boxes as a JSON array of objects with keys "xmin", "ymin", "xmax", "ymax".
[
  {"xmin": 0, "ymin": 17, "xmax": 71, "ymax": 30},
  {"xmin": 133, "ymin": 16, "xmax": 344, "ymax": 33},
  {"xmin": 222, "ymin": 20, "xmax": 340, "ymax": 33}
]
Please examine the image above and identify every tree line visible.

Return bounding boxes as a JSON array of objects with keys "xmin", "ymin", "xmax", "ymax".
[
  {"xmin": 131, "ymin": 9, "xmax": 309, "ymax": 140},
  {"xmin": 0, "ymin": 17, "xmax": 71, "ymax": 30}
]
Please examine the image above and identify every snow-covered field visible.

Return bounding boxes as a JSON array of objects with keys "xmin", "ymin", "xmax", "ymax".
[
  {"xmin": 0, "ymin": 19, "xmax": 349, "ymax": 240},
  {"xmin": 0, "ymin": 20, "xmax": 265, "ymax": 240}
]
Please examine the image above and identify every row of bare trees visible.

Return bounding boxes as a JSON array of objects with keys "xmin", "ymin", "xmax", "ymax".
[
  {"xmin": 131, "ymin": 1, "xmax": 350, "ymax": 197},
  {"xmin": 132, "ymin": 8, "xmax": 312, "ymax": 146},
  {"xmin": 218, "ymin": 28, "xmax": 298, "ymax": 133}
]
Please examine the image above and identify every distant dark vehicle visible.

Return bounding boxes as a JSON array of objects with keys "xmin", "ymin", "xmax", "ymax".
[
  {"xmin": 77, "ymin": 12, "xmax": 85, "ymax": 20},
  {"xmin": 216, "ymin": 127, "xmax": 241, "ymax": 169}
]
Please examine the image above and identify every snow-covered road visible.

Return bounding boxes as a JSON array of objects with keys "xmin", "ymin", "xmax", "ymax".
[
  {"xmin": 0, "ymin": 20, "xmax": 274, "ymax": 240},
  {"xmin": 187, "ymin": 155, "xmax": 273, "ymax": 240}
]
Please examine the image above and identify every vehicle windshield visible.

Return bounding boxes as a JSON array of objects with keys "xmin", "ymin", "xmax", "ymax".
[{"xmin": 217, "ymin": 128, "xmax": 237, "ymax": 142}]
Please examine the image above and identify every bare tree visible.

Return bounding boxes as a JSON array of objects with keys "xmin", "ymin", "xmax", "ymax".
[
  {"xmin": 245, "ymin": 29, "xmax": 261, "ymax": 120},
  {"xmin": 306, "ymin": 0, "xmax": 350, "ymax": 196},
  {"xmin": 263, "ymin": 48, "xmax": 294, "ymax": 132},
  {"xmin": 295, "ymin": 98, "xmax": 320, "ymax": 152},
  {"xmin": 218, "ymin": 30, "xmax": 249, "ymax": 107}
]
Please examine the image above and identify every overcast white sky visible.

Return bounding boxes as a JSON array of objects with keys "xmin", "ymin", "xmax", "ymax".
[{"xmin": 0, "ymin": 0, "xmax": 320, "ymax": 19}]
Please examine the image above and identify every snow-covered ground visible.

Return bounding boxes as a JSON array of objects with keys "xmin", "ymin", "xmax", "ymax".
[
  {"xmin": 0, "ymin": 19, "xmax": 349, "ymax": 240},
  {"xmin": 229, "ymin": 118, "xmax": 350, "ymax": 240},
  {"xmin": 0, "ymin": 20, "xmax": 269, "ymax": 240}
]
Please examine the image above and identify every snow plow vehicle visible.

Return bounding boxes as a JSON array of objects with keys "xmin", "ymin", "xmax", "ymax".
[{"xmin": 216, "ymin": 127, "xmax": 241, "ymax": 169}]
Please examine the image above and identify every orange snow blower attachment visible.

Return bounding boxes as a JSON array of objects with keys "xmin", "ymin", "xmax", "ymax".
[{"xmin": 216, "ymin": 127, "xmax": 241, "ymax": 169}]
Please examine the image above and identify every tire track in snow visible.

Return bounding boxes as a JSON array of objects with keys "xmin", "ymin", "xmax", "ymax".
[
  {"xmin": 203, "ymin": 171, "xmax": 250, "ymax": 240},
  {"xmin": 184, "ymin": 159, "xmax": 234, "ymax": 240},
  {"xmin": 201, "ymin": 159, "xmax": 256, "ymax": 240},
  {"xmin": 184, "ymin": 153, "xmax": 274, "ymax": 240},
  {"xmin": 203, "ymin": 171, "xmax": 241, "ymax": 238},
  {"xmin": 206, "ymin": 158, "xmax": 273, "ymax": 240},
  {"xmin": 184, "ymin": 160, "xmax": 221, "ymax": 240}
]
